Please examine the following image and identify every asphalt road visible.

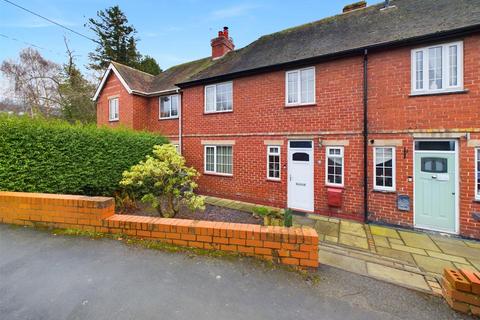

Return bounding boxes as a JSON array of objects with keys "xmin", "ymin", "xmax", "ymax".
[{"xmin": 0, "ymin": 225, "xmax": 473, "ymax": 320}]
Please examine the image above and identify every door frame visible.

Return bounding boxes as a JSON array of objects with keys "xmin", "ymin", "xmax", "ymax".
[
  {"xmin": 287, "ymin": 140, "xmax": 314, "ymax": 212},
  {"xmin": 412, "ymin": 139, "xmax": 459, "ymax": 234}
]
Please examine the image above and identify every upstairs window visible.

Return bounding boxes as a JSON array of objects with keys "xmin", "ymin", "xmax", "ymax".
[
  {"xmin": 205, "ymin": 82, "xmax": 233, "ymax": 113},
  {"xmin": 411, "ymin": 41, "xmax": 463, "ymax": 94},
  {"xmin": 326, "ymin": 147, "xmax": 344, "ymax": 187},
  {"xmin": 286, "ymin": 67, "xmax": 315, "ymax": 106},
  {"xmin": 267, "ymin": 146, "xmax": 281, "ymax": 180},
  {"xmin": 108, "ymin": 97, "xmax": 119, "ymax": 121},
  {"xmin": 374, "ymin": 147, "xmax": 396, "ymax": 191},
  {"xmin": 160, "ymin": 94, "xmax": 179, "ymax": 119}
]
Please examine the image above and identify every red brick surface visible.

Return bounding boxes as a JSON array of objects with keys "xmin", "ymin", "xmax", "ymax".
[{"xmin": 442, "ymin": 267, "xmax": 480, "ymax": 316}]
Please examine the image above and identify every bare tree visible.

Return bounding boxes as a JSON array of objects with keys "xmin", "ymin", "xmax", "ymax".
[{"xmin": 0, "ymin": 48, "xmax": 62, "ymax": 117}]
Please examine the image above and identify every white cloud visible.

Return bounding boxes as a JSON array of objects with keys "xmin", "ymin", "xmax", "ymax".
[{"xmin": 210, "ymin": 3, "xmax": 260, "ymax": 20}]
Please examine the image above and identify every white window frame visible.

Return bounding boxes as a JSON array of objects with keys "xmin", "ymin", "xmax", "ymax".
[
  {"xmin": 476, "ymin": 148, "xmax": 480, "ymax": 201},
  {"xmin": 266, "ymin": 145, "xmax": 281, "ymax": 181},
  {"xmin": 411, "ymin": 41, "xmax": 463, "ymax": 95},
  {"xmin": 108, "ymin": 97, "xmax": 119, "ymax": 121},
  {"xmin": 373, "ymin": 147, "xmax": 396, "ymax": 192},
  {"xmin": 204, "ymin": 81, "xmax": 233, "ymax": 113},
  {"xmin": 204, "ymin": 145, "xmax": 233, "ymax": 176},
  {"xmin": 159, "ymin": 94, "xmax": 180, "ymax": 119},
  {"xmin": 325, "ymin": 146, "xmax": 344, "ymax": 187},
  {"xmin": 285, "ymin": 66, "xmax": 316, "ymax": 106}
]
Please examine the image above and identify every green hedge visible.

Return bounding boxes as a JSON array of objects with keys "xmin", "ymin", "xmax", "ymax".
[{"xmin": 0, "ymin": 115, "xmax": 167, "ymax": 196}]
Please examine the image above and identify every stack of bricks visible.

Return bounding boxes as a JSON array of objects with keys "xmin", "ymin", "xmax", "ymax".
[
  {"xmin": 103, "ymin": 215, "xmax": 319, "ymax": 269},
  {"xmin": 442, "ymin": 268, "xmax": 480, "ymax": 317}
]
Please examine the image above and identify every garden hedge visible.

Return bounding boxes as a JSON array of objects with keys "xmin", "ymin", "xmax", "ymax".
[{"xmin": 0, "ymin": 115, "xmax": 167, "ymax": 196}]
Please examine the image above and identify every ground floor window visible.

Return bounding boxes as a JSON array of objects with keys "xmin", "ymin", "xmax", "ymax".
[
  {"xmin": 204, "ymin": 145, "xmax": 233, "ymax": 175},
  {"xmin": 267, "ymin": 146, "xmax": 280, "ymax": 180},
  {"xmin": 326, "ymin": 147, "xmax": 344, "ymax": 186},
  {"xmin": 374, "ymin": 147, "xmax": 395, "ymax": 191},
  {"xmin": 476, "ymin": 148, "xmax": 480, "ymax": 200}
]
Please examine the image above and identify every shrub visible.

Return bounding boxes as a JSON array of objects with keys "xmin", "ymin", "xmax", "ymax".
[
  {"xmin": 120, "ymin": 144, "xmax": 205, "ymax": 218},
  {"xmin": 0, "ymin": 115, "xmax": 167, "ymax": 196},
  {"xmin": 252, "ymin": 206, "xmax": 284, "ymax": 226}
]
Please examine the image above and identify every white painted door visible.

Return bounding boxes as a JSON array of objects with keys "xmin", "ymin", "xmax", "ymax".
[{"xmin": 287, "ymin": 140, "xmax": 314, "ymax": 212}]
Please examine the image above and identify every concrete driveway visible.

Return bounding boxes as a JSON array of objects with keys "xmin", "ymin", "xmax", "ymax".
[{"xmin": 0, "ymin": 225, "xmax": 473, "ymax": 320}]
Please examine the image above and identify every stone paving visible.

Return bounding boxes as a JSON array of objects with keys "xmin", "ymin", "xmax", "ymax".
[{"xmin": 203, "ymin": 196, "xmax": 480, "ymax": 296}]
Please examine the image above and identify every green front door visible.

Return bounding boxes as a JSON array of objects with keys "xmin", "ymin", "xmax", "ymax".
[{"xmin": 414, "ymin": 145, "xmax": 456, "ymax": 233}]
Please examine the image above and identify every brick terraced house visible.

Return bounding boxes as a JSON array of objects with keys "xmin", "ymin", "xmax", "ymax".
[{"xmin": 94, "ymin": 0, "xmax": 480, "ymax": 239}]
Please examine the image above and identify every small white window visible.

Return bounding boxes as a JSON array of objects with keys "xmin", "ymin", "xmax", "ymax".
[
  {"xmin": 267, "ymin": 146, "xmax": 281, "ymax": 180},
  {"xmin": 204, "ymin": 82, "xmax": 233, "ymax": 113},
  {"xmin": 108, "ymin": 97, "xmax": 119, "ymax": 121},
  {"xmin": 285, "ymin": 67, "xmax": 315, "ymax": 106},
  {"xmin": 411, "ymin": 41, "xmax": 463, "ymax": 94},
  {"xmin": 476, "ymin": 149, "xmax": 480, "ymax": 200},
  {"xmin": 374, "ymin": 147, "xmax": 396, "ymax": 191},
  {"xmin": 326, "ymin": 147, "xmax": 344, "ymax": 187},
  {"xmin": 159, "ymin": 94, "xmax": 179, "ymax": 119},
  {"xmin": 204, "ymin": 145, "xmax": 233, "ymax": 175}
]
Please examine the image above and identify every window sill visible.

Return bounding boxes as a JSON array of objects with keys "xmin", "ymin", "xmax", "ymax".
[
  {"xmin": 267, "ymin": 178, "xmax": 281, "ymax": 183},
  {"xmin": 203, "ymin": 172, "xmax": 233, "ymax": 177},
  {"xmin": 372, "ymin": 189, "xmax": 396, "ymax": 194},
  {"xmin": 409, "ymin": 89, "xmax": 468, "ymax": 97},
  {"xmin": 285, "ymin": 103, "xmax": 316, "ymax": 108},
  {"xmin": 109, "ymin": 119, "xmax": 119, "ymax": 122},
  {"xmin": 326, "ymin": 184, "xmax": 344, "ymax": 189},
  {"xmin": 159, "ymin": 117, "xmax": 179, "ymax": 121},
  {"xmin": 204, "ymin": 110, "xmax": 233, "ymax": 115}
]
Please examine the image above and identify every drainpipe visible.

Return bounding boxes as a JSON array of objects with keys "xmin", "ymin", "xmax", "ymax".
[
  {"xmin": 176, "ymin": 88, "xmax": 182, "ymax": 155},
  {"xmin": 363, "ymin": 49, "xmax": 369, "ymax": 223}
]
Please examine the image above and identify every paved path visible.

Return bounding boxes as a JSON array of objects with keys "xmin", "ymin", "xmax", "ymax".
[
  {"xmin": 0, "ymin": 225, "xmax": 473, "ymax": 320},
  {"xmin": 293, "ymin": 214, "xmax": 480, "ymax": 295}
]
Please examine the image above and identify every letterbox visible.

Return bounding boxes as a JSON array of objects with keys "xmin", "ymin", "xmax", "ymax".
[{"xmin": 327, "ymin": 188, "xmax": 343, "ymax": 207}]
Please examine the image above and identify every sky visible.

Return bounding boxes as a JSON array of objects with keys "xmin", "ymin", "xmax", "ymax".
[{"xmin": 0, "ymin": 0, "xmax": 361, "ymax": 97}]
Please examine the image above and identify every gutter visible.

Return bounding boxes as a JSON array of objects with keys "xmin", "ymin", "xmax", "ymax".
[
  {"xmin": 176, "ymin": 24, "xmax": 480, "ymax": 88},
  {"xmin": 363, "ymin": 49, "xmax": 369, "ymax": 223}
]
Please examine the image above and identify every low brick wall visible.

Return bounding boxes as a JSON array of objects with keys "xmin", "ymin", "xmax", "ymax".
[
  {"xmin": 0, "ymin": 191, "xmax": 114, "ymax": 229},
  {"xmin": 442, "ymin": 268, "xmax": 480, "ymax": 316},
  {"xmin": 0, "ymin": 192, "xmax": 319, "ymax": 269}
]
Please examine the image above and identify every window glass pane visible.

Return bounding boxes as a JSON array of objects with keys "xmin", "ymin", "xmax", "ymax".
[
  {"xmin": 289, "ymin": 141, "xmax": 312, "ymax": 148},
  {"xmin": 415, "ymin": 51, "xmax": 423, "ymax": 90},
  {"xmin": 170, "ymin": 95, "xmax": 178, "ymax": 117},
  {"xmin": 421, "ymin": 157, "xmax": 447, "ymax": 173},
  {"xmin": 268, "ymin": 150, "xmax": 280, "ymax": 179},
  {"xmin": 375, "ymin": 147, "xmax": 394, "ymax": 189},
  {"xmin": 300, "ymin": 68, "xmax": 314, "ymax": 103},
  {"xmin": 327, "ymin": 148, "xmax": 343, "ymax": 185},
  {"xmin": 292, "ymin": 152, "xmax": 309, "ymax": 161},
  {"xmin": 216, "ymin": 146, "xmax": 232, "ymax": 174},
  {"xmin": 109, "ymin": 98, "xmax": 118, "ymax": 120},
  {"xmin": 205, "ymin": 86, "xmax": 215, "ymax": 111},
  {"xmin": 449, "ymin": 45, "xmax": 458, "ymax": 86},
  {"xmin": 428, "ymin": 46, "xmax": 442, "ymax": 90},
  {"xmin": 414, "ymin": 141, "xmax": 455, "ymax": 151},
  {"xmin": 160, "ymin": 96, "xmax": 171, "ymax": 118},
  {"xmin": 205, "ymin": 147, "xmax": 215, "ymax": 172},
  {"xmin": 477, "ymin": 149, "xmax": 480, "ymax": 197},
  {"xmin": 287, "ymin": 71, "xmax": 298, "ymax": 104},
  {"xmin": 215, "ymin": 82, "xmax": 232, "ymax": 111}
]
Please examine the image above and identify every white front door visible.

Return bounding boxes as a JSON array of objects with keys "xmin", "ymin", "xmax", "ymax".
[{"xmin": 287, "ymin": 140, "xmax": 314, "ymax": 212}]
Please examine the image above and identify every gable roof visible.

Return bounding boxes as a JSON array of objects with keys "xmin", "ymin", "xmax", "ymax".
[
  {"xmin": 94, "ymin": 0, "xmax": 480, "ymax": 99},
  {"xmin": 180, "ymin": 0, "xmax": 480, "ymax": 85}
]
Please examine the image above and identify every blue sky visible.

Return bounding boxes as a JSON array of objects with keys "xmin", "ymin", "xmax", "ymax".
[{"xmin": 0, "ymin": 0, "xmax": 359, "ymax": 94}]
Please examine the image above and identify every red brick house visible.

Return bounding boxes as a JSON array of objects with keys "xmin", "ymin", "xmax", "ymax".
[{"xmin": 94, "ymin": 0, "xmax": 480, "ymax": 239}]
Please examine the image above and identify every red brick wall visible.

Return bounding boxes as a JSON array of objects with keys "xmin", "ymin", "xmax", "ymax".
[{"xmin": 96, "ymin": 72, "xmax": 179, "ymax": 139}]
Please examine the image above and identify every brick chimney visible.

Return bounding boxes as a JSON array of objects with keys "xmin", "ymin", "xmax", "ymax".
[
  {"xmin": 211, "ymin": 26, "xmax": 235, "ymax": 59},
  {"xmin": 342, "ymin": 1, "xmax": 367, "ymax": 13}
]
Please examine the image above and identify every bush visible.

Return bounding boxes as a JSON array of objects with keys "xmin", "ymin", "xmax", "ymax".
[
  {"xmin": 0, "ymin": 115, "xmax": 167, "ymax": 196},
  {"xmin": 120, "ymin": 144, "xmax": 205, "ymax": 218}
]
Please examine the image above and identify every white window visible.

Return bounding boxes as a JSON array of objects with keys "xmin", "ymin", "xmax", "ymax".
[
  {"xmin": 326, "ymin": 147, "xmax": 344, "ymax": 187},
  {"xmin": 374, "ymin": 147, "xmax": 396, "ymax": 191},
  {"xmin": 204, "ymin": 145, "xmax": 233, "ymax": 175},
  {"xmin": 411, "ymin": 41, "xmax": 463, "ymax": 94},
  {"xmin": 267, "ymin": 146, "xmax": 281, "ymax": 180},
  {"xmin": 159, "ymin": 94, "xmax": 179, "ymax": 119},
  {"xmin": 108, "ymin": 97, "xmax": 119, "ymax": 121},
  {"xmin": 476, "ymin": 149, "xmax": 480, "ymax": 200},
  {"xmin": 204, "ymin": 82, "xmax": 233, "ymax": 113},
  {"xmin": 285, "ymin": 67, "xmax": 315, "ymax": 106}
]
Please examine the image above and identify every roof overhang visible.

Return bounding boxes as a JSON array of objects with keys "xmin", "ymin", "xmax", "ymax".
[{"xmin": 92, "ymin": 63, "xmax": 133, "ymax": 101}]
